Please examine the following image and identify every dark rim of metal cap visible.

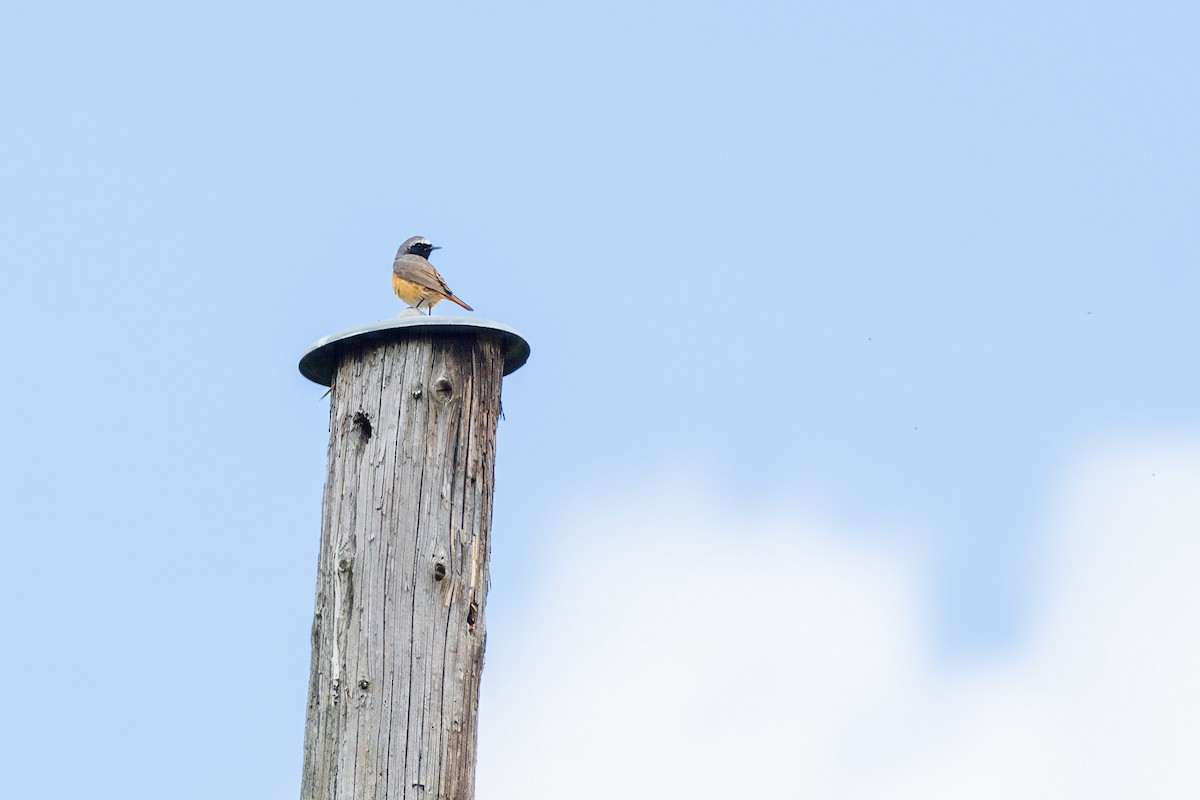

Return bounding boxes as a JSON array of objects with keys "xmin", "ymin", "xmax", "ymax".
[{"xmin": 299, "ymin": 316, "xmax": 530, "ymax": 387}]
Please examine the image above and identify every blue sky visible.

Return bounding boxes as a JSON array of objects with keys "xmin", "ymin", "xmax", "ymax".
[{"xmin": 3, "ymin": 1, "xmax": 1198, "ymax": 797}]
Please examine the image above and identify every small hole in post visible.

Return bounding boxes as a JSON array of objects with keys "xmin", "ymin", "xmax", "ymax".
[
  {"xmin": 358, "ymin": 678, "xmax": 369, "ymax": 691},
  {"xmin": 467, "ymin": 601, "xmax": 478, "ymax": 627},
  {"xmin": 433, "ymin": 377, "xmax": 453, "ymax": 402},
  {"xmin": 351, "ymin": 411, "xmax": 372, "ymax": 441},
  {"xmin": 433, "ymin": 563, "xmax": 447, "ymax": 581}
]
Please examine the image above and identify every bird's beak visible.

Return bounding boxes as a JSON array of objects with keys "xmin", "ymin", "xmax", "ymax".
[{"xmin": 430, "ymin": 246, "xmax": 442, "ymax": 251}]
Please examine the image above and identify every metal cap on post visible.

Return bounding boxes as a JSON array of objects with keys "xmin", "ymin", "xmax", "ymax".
[
  {"xmin": 300, "ymin": 315, "xmax": 531, "ymax": 386},
  {"xmin": 297, "ymin": 313, "xmax": 528, "ymax": 800}
]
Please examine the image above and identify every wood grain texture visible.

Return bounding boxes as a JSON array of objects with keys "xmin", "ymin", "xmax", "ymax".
[{"xmin": 301, "ymin": 331, "xmax": 504, "ymax": 800}]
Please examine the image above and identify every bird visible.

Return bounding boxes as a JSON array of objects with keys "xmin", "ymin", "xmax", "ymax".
[{"xmin": 391, "ymin": 236, "xmax": 474, "ymax": 315}]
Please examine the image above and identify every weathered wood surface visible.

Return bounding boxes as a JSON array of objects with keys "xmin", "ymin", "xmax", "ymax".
[{"xmin": 301, "ymin": 332, "xmax": 504, "ymax": 800}]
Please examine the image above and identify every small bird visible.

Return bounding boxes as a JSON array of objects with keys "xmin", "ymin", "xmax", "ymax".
[{"xmin": 392, "ymin": 236, "xmax": 473, "ymax": 315}]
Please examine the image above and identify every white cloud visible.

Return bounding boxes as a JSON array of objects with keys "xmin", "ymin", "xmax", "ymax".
[{"xmin": 476, "ymin": 444, "xmax": 1200, "ymax": 798}]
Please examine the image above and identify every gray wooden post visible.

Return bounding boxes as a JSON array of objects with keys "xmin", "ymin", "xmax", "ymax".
[{"xmin": 298, "ymin": 317, "xmax": 529, "ymax": 800}]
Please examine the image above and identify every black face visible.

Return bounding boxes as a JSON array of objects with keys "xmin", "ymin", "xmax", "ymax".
[{"xmin": 408, "ymin": 242, "xmax": 440, "ymax": 259}]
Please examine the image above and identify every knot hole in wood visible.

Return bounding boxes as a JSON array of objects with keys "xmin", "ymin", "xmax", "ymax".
[
  {"xmin": 351, "ymin": 410, "xmax": 372, "ymax": 442},
  {"xmin": 433, "ymin": 375, "xmax": 454, "ymax": 403}
]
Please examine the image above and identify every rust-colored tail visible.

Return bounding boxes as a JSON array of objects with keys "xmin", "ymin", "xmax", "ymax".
[{"xmin": 444, "ymin": 293, "xmax": 473, "ymax": 312}]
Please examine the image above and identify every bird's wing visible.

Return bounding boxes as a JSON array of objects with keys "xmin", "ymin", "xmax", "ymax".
[{"xmin": 393, "ymin": 255, "xmax": 453, "ymax": 295}]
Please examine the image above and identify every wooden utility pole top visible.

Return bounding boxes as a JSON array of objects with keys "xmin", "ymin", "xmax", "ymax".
[{"xmin": 298, "ymin": 315, "xmax": 529, "ymax": 800}]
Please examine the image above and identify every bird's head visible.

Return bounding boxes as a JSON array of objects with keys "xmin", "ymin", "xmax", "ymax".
[{"xmin": 398, "ymin": 235, "xmax": 441, "ymax": 260}]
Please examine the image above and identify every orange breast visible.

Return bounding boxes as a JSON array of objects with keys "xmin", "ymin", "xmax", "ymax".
[{"xmin": 393, "ymin": 274, "xmax": 440, "ymax": 308}]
